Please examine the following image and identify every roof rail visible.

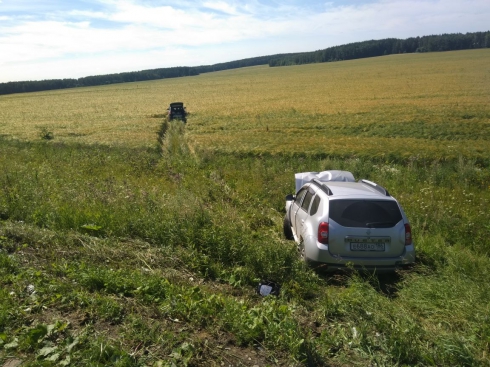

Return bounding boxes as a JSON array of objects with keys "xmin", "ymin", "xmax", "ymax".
[
  {"xmin": 311, "ymin": 179, "xmax": 333, "ymax": 196},
  {"xmin": 360, "ymin": 179, "xmax": 390, "ymax": 196}
]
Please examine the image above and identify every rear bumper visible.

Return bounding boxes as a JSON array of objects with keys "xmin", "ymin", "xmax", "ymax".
[{"xmin": 305, "ymin": 240, "xmax": 416, "ymax": 272}]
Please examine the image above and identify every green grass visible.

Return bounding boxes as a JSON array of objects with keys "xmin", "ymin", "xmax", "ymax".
[
  {"xmin": 1, "ymin": 132, "xmax": 489, "ymax": 365},
  {"xmin": 1, "ymin": 50, "xmax": 490, "ymax": 366}
]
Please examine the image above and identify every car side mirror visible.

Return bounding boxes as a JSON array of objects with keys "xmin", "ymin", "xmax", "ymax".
[{"xmin": 285, "ymin": 194, "xmax": 295, "ymax": 201}]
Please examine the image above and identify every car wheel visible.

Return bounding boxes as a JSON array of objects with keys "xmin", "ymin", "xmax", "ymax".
[{"xmin": 283, "ymin": 215, "xmax": 294, "ymax": 240}]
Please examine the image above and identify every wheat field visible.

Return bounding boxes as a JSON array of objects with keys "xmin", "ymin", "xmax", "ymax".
[{"xmin": 1, "ymin": 49, "xmax": 489, "ymax": 162}]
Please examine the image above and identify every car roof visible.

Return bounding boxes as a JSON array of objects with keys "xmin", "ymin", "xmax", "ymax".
[{"xmin": 317, "ymin": 181, "xmax": 394, "ymax": 199}]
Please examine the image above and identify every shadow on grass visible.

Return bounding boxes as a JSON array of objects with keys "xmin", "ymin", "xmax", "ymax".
[{"xmin": 313, "ymin": 266, "xmax": 406, "ymax": 299}]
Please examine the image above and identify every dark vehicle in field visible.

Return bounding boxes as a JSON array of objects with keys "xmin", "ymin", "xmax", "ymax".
[{"xmin": 167, "ymin": 102, "xmax": 187, "ymax": 123}]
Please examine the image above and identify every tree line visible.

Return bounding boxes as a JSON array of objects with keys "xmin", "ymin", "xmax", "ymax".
[
  {"xmin": 269, "ymin": 31, "xmax": 490, "ymax": 66},
  {"xmin": 1, "ymin": 31, "xmax": 488, "ymax": 95},
  {"xmin": 0, "ymin": 55, "xmax": 295, "ymax": 95},
  {"xmin": 0, "ymin": 67, "xmax": 198, "ymax": 95}
]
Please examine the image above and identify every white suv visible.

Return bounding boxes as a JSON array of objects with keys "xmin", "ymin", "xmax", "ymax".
[{"xmin": 284, "ymin": 171, "xmax": 415, "ymax": 272}]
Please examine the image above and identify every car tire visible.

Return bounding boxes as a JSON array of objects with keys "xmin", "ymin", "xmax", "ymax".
[{"xmin": 283, "ymin": 215, "xmax": 294, "ymax": 240}]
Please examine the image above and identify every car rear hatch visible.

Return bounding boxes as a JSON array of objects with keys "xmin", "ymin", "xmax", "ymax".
[{"xmin": 327, "ymin": 199, "xmax": 406, "ymax": 258}]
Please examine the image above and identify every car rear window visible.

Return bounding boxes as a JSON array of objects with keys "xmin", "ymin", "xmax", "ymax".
[{"xmin": 329, "ymin": 200, "xmax": 402, "ymax": 228}]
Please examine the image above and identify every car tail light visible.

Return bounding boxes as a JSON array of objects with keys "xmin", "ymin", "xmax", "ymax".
[
  {"xmin": 318, "ymin": 222, "xmax": 329, "ymax": 244},
  {"xmin": 404, "ymin": 223, "xmax": 412, "ymax": 245}
]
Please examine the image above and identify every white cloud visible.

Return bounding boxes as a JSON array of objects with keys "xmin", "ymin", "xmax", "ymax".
[
  {"xmin": 202, "ymin": 1, "xmax": 240, "ymax": 15},
  {"xmin": 67, "ymin": 10, "xmax": 108, "ymax": 19}
]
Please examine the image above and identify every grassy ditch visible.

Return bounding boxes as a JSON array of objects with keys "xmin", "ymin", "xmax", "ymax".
[{"xmin": 1, "ymin": 126, "xmax": 490, "ymax": 365}]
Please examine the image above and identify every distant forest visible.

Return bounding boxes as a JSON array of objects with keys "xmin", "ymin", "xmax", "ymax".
[
  {"xmin": 1, "ymin": 31, "xmax": 489, "ymax": 95},
  {"xmin": 268, "ymin": 31, "xmax": 490, "ymax": 66}
]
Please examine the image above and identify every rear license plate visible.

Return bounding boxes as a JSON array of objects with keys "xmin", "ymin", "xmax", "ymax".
[{"xmin": 350, "ymin": 242, "xmax": 385, "ymax": 251}]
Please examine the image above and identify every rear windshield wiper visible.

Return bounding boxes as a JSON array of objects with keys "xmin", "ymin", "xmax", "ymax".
[{"xmin": 365, "ymin": 222, "xmax": 396, "ymax": 228}]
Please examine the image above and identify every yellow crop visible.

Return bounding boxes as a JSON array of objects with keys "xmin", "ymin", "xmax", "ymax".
[{"xmin": 1, "ymin": 49, "xmax": 488, "ymax": 160}]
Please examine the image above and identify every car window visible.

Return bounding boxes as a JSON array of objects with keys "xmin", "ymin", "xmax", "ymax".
[
  {"xmin": 329, "ymin": 200, "xmax": 402, "ymax": 228},
  {"xmin": 295, "ymin": 187, "xmax": 308, "ymax": 205},
  {"xmin": 309, "ymin": 195, "xmax": 321, "ymax": 216},
  {"xmin": 301, "ymin": 190, "xmax": 314, "ymax": 211}
]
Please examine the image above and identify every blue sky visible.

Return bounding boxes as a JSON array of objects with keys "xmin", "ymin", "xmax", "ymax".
[{"xmin": 0, "ymin": 0, "xmax": 489, "ymax": 82}]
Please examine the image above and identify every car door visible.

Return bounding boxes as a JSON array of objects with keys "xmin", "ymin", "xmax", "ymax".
[
  {"xmin": 294, "ymin": 187, "xmax": 315, "ymax": 242},
  {"xmin": 289, "ymin": 187, "xmax": 308, "ymax": 241}
]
